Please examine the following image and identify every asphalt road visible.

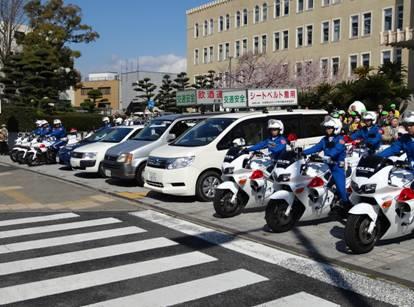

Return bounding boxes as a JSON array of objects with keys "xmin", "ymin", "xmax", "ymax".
[{"xmin": 0, "ymin": 164, "xmax": 413, "ymax": 306}]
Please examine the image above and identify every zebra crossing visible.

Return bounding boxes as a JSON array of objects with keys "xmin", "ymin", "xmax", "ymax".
[{"xmin": 0, "ymin": 211, "xmax": 386, "ymax": 306}]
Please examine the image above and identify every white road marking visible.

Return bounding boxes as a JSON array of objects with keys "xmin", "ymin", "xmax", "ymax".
[
  {"xmin": 0, "ymin": 217, "xmax": 121, "ymax": 239},
  {"xmin": 0, "ymin": 172, "xmax": 12, "ymax": 177},
  {"xmin": 131, "ymin": 210, "xmax": 414, "ymax": 307},
  {"xmin": 0, "ymin": 251, "xmax": 217, "ymax": 305},
  {"xmin": 0, "ymin": 226, "xmax": 145, "ymax": 254},
  {"xmin": 0, "ymin": 162, "xmax": 11, "ymax": 167},
  {"xmin": 0, "ymin": 213, "xmax": 79, "ymax": 227},
  {"xmin": 0, "ymin": 186, "xmax": 22, "ymax": 192},
  {"xmin": 0, "ymin": 237, "xmax": 177, "ymax": 276},
  {"xmin": 255, "ymin": 292, "xmax": 339, "ymax": 307},
  {"xmin": 86, "ymin": 269, "xmax": 268, "ymax": 307}
]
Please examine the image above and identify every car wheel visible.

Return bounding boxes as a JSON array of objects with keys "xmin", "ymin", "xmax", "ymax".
[
  {"xmin": 196, "ymin": 170, "xmax": 221, "ymax": 202},
  {"xmin": 99, "ymin": 162, "xmax": 106, "ymax": 177},
  {"xmin": 135, "ymin": 162, "xmax": 146, "ymax": 187}
]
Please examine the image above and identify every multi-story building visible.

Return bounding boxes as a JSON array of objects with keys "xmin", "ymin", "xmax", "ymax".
[{"xmin": 187, "ymin": 0, "xmax": 413, "ymax": 89}]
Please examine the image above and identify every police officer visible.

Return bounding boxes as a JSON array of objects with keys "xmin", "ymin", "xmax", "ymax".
[
  {"xmin": 303, "ymin": 117, "xmax": 350, "ymax": 216},
  {"xmin": 247, "ymin": 119, "xmax": 287, "ymax": 160},
  {"xmin": 49, "ymin": 119, "xmax": 67, "ymax": 140},
  {"xmin": 113, "ymin": 117, "xmax": 124, "ymax": 126},
  {"xmin": 378, "ymin": 111, "xmax": 414, "ymax": 168},
  {"xmin": 39, "ymin": 120, "xmax": 51, "ymax": 136},
  {"xmin": 102, "ymin": 117, "xmax": 112, "ymax": 128},
  {"xmin": 351, "ymin": 111, "xmax": 382, "ymax": 152}
]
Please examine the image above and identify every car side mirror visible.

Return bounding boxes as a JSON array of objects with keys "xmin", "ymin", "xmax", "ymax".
[
  {"xmin": 167, "ymin": 133, "xmax": 176, "ymax": 142},
  {"xmin": 232, "ymin": 138, "xmax": 246, "ymax": 147}
]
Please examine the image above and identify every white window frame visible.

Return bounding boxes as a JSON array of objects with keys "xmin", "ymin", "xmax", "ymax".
[
  {"xmin": 273, "ymin": 31, "xmax": 281, "ymax": 51},
  {"xmin": 307, "ymin": 0, "xmax": 314, "ymax": 10},
  {"xmin": 218, "ymin": 44, "xmax": 224, "ymax": 61},
  {"xmin": 225, "ymin": 14, "xmax": 230, "ymax": 30},
  {"xmin": 203, "ymin": 20, "xmax": 208, "ymax": 36},
  {"xmin": 218, "ymin": 16, "xmax": 224, "ymax": 32},
  {"xmin": 194, "ymin": 48, "xmax": 199, "ymax": 65},
  {"xmin": 348, "ymin": 53, "xmax": 358, "ymax": 77},
  {"xmin": 360, "ymin": 52, "xmax": 371, "ymax": 68},
  {"xmin": 194, "ymin": 23, "xmax": 199, "ymax": 38},
  {"xmin": 209, "ymin": 19, "xmax": 214, "ymax": 34},
  {"xmin": 283, "ymin": 0, "xmax": 290, "ymax": 15},
  {"xmin": 209, "ymin": 45, "xmax": 214, "ymax": 63},
  {"xmin": 380, "ymin": 49, "xmax": 393, "ymax": 65},
  {"xmin": 224, "ymin": 42, "xmax": 230, "ymax": 60},
  {"xmin": 320, "ymin": 57, "xmax": 329, "ymax": 78},
  {"xmin": 331, "ymin": 18, "xmax": 341, "ymax": 42},
  {"xmin": 396, "ymin": 4, "xmax": 404, "ymax": 31},
  {"xmin": 321, "ymin": 0, "xmax": 330, "ymax": 7},
  {"xmin": 331, "ymin": 56, "xmax": 340, "ymax": 78},
  {"xmin": 261, "ymin": 33, "xmax": 268, "ymax": 53},
  {"xmin": 202, "ymin": 47, "xmax": 208, "ymax": 64},
  {"xmin": 295, "ymin": 61, "xmax": 303, "ymax": 78},
  {"xmin": 297, "ymin": 0, "xmax": 304, "ymax": 13},
  {"xmin": 306, "ymin": 24, "xmax": 313, "ymax": 46},
  {"xmin": 296, "ymin": 26, "xmax": 304, "ymax": 48},
  {"xmin": 243, "ymin": 8, "xmax": 248, "ymax": 26},
  {"xmin": 235, "ymin": 11, "xmax": 241, "ymax": 28},
  {"xmin": 361, "ymin": 11, "xmax": 372, "ymax": 36},
  {"xmin": 234, "ymin": 40, "xmax": 241, "ymax": 58},
  {"xmin": 282, "ymin": 29, "xmax": 289, "ymax": 49},
  {"xmin": 382, "ymin": 6, "xmax": 394, "ymax": 32},
  {"xmin": 254, "ymin": 5, "xmax": 260, "ymax": 24},
  {"xmin": 274, "ymin": 0, "xmax": 281, "ymax": 18},
  {"xmin": 242, "ymin": 37, "xmax": 249, "ymax": 55},
  {"xmin": 262, "ymin": 3, "xmax": 268, "ymax": 22},
  {"xmin": 349, "ymin": 14, "xmax": 359, "ymax": 39},
  {"xmin": 321, "ymin": 20, "xmax": 330, "ymax": 43},
  {"xmin": 253, "ymin": 35, "xmax": 260, "ymax": 54}
]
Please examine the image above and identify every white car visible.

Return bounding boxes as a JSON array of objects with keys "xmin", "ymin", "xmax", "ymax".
[
  {"xmin": 70, "ymin": 125, "xmax": 143, "ymax": 175},
  {"xmin": 145, "ymin": 110, "xmax": 328, "ymax": 201}
]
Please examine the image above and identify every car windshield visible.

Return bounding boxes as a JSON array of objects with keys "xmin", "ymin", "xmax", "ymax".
[
  {"xmin": 85, "ymin": 128, "xmax": 111, "ymax": 142},
  {"xmin": 172, "ymin": 118, "xmax": 235, "ymax": 147},
  {"xmin": 131, "ymin": 119, "xmax": 172, "ymax": 141},
  {"xmin": 100, "ymin": 128, "xmax": 133, "ymax": 143}
]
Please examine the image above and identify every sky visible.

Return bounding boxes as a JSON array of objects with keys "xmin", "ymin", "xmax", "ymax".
[{"xmin": 68, "ymin": 0, "xmax": 210, "ymax": 78}]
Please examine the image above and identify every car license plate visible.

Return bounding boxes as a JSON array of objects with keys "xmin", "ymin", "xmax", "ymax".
[
  {"xmin": 105, "ymin": 169, "xmax": 111, "ymax": 177},
  {"xmin": 148, "ymin": 171, "xmax": 158, "ymax": 182}
]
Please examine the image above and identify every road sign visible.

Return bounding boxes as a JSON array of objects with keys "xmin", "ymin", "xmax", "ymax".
[
  {"xmin": 247, "ymin": 89, "xmax": 298, "ymax": 107},
  {"xmin": 176, "ymin": 90, "xmax": 196, "ymax": 106},
  {"xmin": 223, "ymin": 90, "xmax": 248, "ymax": 109},
  {"xmin": 148, "ymin": 100, "xmax": 155, "ymax": 109}
]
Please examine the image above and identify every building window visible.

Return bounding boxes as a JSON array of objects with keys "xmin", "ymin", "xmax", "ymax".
[
  {"xmin": 395, "ymin": 48, "xmax": 402, "ymax": 63},
  {"xmin": 219, "ymin": 16, "xmax": 224, "ymax": 32},
  {"xmin": 262, "ymin": 34, "xmax": 267, "ymax": 53},
  {"xmin": 332, "ymin": 19, "xmax": 341, "ymax": 42},
  {"xmin": 350, "ymin": 15, "xmax": 359, "ymax": 38},
  {"xmin": 210, "ymin": 19, "xmax": 214, "ymax": 34},
  {"xmin": 275, "ymin": 0, "xmax": 281, "ymax": 17},
  {"xmin": 254, "ymin": 5, "xmax": 260, "ymax": 23},
  {"xmin": 242, "ymin": 38, "xmax": 248, "ymax": 54},
  {"xmin": 203, "ymin": 47, "xmax": 208, "ymax": 64},
  {"xmin": 322, "ymin": 0, "xmax": 329, "ymax": 7},
  {"xmin": 235, "ymin": 40, "xmax": 241, "ymax": 58},
  {"xmin": 284, "ymin": 0, "xmax": 289, "ymax": 15},
  {"xmin": 209, "ymin": 46, "xmax": 214, "ymax": 63},
  {"xmin": 253, "ymin": 36, "xmax": 260, "ymax": 54},
  {"xmin": 381, "ymin": 50, "xmax": 391, "ymax": 64},
  {"xmin": 283, "ymin": 30, "xmax": 289, "ymax": 49},
  {"xmin": 322, "ymin": 21, "xmax": 329, "ymax": 43},
  {"xmin": 243, "ymin": 8, "xmax": 248, "ymax": 25},
  {"xmin": 218, "ymin": 44, "xmax": 224, "ymax": 61},
  {"xmin": 194, "ymin": 23, "xmax": 199, "ymax": 38},
  {"xmin": 274, "ymin": 32, "xmax": 280, "ymax": 50},
  {"xmin": 307, "ymin": 0, "xmax": 313, "ymax": 10},
  {"xmin": 306, "ymin": 25, "xmax": 313, "ymax": 46},
  {"xmin": 225, "ymin": 43, "xmax": 230, "ymax": 59},
  {"xmin": 296, "ymin": 62, "xmax": 303, "ymax": 77},
  {"xmin": 362, "ymin": 12, "xmax": 371, "ymax": 35},
  {"xmin": 194, "ymin": 49, "xmax": 199, "ymax": 65},
  {"xmin": 349, "ymin": 55, "xmax": 358, "ymax": 76},
  {"xmin": 204, "ymin": 20, "xmax": 208, "ymax": 36},
  {"xmin": 397, "ymin": 5, "xmax": 403, "ymax": 30},
  {"xmin": 383, "ymin": 8, "xmax": 393, "ymax": 31},
  {"xmin": 81, "ymin": 88, "xmax": 93, "ymax": 95},
  {"xmin": 236, "ymin": 11, "xmax": 241, "ymax": 28},
  {"xmin": 320, "ymin": 58, "xmax": 329, "ymax": 78},
  {"xmin": 361, "ymin": 53, "xmax": 370, "ymax": 68},
  {"xmin": 331, "ymin": 57, "xmax": 340, "ymax": 77},
  {"xmin": 297, "ymin": 27, "xmax": 304, "ymax": 47},
  {"xmin": 262, "ymin": 3, "xmax": 268, "ymax": 21},
  {"xmin": 226, "ymin": 14, "xmax": 230, "ymax": 30},
  {"xmin": 297, "ymin": 0, "xmax": 304, "ymax": 12}
]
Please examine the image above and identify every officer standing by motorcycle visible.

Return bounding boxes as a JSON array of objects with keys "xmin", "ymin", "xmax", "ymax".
[
  {"xmin": 49, "ymin": 119, "xmax": 66, "ymax": 140},
  {"xmin": 303, "ymin": 117, "xmax": 351, "ymax": 217},
  {"xmin": 39, "ymin": 120, "xmax": 51, "ymax": 136},
  {"xmin": 378, "ymin": 111, "xmax": 414, "ymax": 168},
  {"xmin": 351, "ymin": 111, "xmax": 382, "ymax": 152},
  {"xmin": 247, "ymin": 119, "xmax": 287, "ymax": 160}
]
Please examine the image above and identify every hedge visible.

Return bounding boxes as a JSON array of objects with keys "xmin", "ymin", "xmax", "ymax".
[{"xmin": 0, "ymin": 106, "xmax": 103, "ymax": 132}]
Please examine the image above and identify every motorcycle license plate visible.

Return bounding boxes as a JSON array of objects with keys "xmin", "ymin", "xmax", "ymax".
[
  {"xmin": 105, "ymin": 170, "xmax": 111, "ymax": 177},
  {"xmin": 56, "ymin": 156, "xmax": 60, "ymax": 163}
]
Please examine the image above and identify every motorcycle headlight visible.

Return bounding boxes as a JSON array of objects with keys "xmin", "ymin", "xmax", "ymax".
[
  {"xmin": 117, "ymin": 153, "xmax": 133, "ymax": 164},
  {"xmin": 351, "ymin": 181, "xmax": 359, "ymax": 192},
  {"xmin": 277, "ymin": 174, "xmax": 291, "ymax": 182},
  {"xmin": 166, "ymin": 156, "xmax": 195, "ymax": 170},
  {"xmin": 362, "ymin": 184, "xmax": 377, "ymax": 194},
  {"xmin": 223, "ymin": 167, "xmax": 234, "ymax": 175},
  {"xmin": 83, "ymin": 152, "xmax": 97, "ymax": 159}
]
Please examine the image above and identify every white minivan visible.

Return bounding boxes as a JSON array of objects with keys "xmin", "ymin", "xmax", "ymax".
[{"xmin": 144, "ymin": 110, "xmax": 327, "ymax": 201}]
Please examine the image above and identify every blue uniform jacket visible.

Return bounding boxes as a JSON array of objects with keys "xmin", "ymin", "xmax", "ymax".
[
  {"xmin": 33, "ymin": 128, "xmax": 42, "ymax": 135},
  {"xmin": 38, "ymin": 127, "xmax": 51, "ymax": 136},
  {"xmin": 378, "ymin": 134, "xmax": 414, "ymax": 166},
  {"xmin": 49, "ymin": 127, "xmax": 67, "ymax": 140},
  {"xmin": 248, "ymin": 136, "xmax": 287, "ymax": 159},
  {"xmin": 303, "ymin": 135, "xmax": 346, "ymax": 163},
  {"xmin": 351, "ymin": 125, "xmax": 382, "ymax": 150}
]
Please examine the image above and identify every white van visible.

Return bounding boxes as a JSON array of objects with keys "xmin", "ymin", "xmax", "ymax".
[{"xmin": 144, "ymin": 110, "xmax": 328, "ymax": 201}]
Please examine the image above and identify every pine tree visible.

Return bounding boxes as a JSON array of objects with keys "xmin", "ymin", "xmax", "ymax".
[
  {"xmin": 133, "ymin": 77, "xmax": 157, "ymax": 109},
  {"xmin": 155, "ymin": 75, "xmax": 177, "ymax": 112},
  {"xmin": 173, "ymin": 72, "xmax": 190, "ymax": 91}
]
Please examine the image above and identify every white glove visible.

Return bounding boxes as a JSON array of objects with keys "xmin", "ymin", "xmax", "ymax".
[{"xmin": 323, "ymin": 156, "xmax": 332, "ymax": 164}]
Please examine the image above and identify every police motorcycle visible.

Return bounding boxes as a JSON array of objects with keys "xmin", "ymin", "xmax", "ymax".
[
  {"xmin": 213, "ymin": 138, "xmax": 275, "ymax": 218},
  {"xmin": 344, "ymin": 156, "xmax": 414, "ymax": 254},
  {"xmin": 10, "ymin": 133, "xmax": 31, "ymax": 162},
  {"xmin": 15, "ymin": 134, "xmax": 39, "ymax": 164},
  {"xmin": 25, "ymin": 136, "xmax": 58, "ymax": 166}
]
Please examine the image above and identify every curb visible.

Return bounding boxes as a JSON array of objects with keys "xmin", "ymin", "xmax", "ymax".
[{"xmin": 2, "ymin": 159, "xmax": 414, "ymax": 290}]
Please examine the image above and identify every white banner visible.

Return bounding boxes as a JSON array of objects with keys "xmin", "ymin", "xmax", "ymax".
[{"xmin": 247, "ymin": 89, "xmax": 298, "ymax": 107}]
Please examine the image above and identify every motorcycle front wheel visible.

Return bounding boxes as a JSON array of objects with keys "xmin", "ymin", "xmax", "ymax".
[
  {"xmin": 345, "ymin": 214, "xmax": 381, "ymax": 254},
  {"xmin": 16, "ymin": 151, "xmax": 25, "ymax": 164},
  {"xmin": 213, "ymin": 189, "xmax": 246, "ymax": 218},
  {"xmin": 10, "ymin": 150, "xmax": 18, "ymax": 162},
  {"xmin": 265, "ymin": 200, "xmax": 301, "ymax": 233},
  {"xmin": 26, "ymin": 152, "xmax": 40, "ymax": 167}
]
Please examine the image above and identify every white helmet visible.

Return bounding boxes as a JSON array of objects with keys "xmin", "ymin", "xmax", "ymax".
[
  {"xmin": 401, "ymin": 111, "xmax": 414, "ymax": 125},
  {"xmin": 40, "ymin": 120, "xmax": 49, "ymax": 126},
  {"xmin": 53, "ymin": 119, "xmax": 62, "ymax": 125},
  {"xmin": 35, "ymin": 120, "xmax": 42, "ymax": 127},
  {"xmin": 102, "ymin": 117, "xmax": 110, "ymax": 124},
  {"xmin": 322, "ymin": 116, "xmax": 342, "ymax": 135},
  {"xmin": 362, "ymin": 111, "xmax": 377, "ymax": 123},
  {"xmin": 268, "ymin": 119, "xmax": 284, "ymax": 134},
  {"xmin": 114, "ymin": 117, "xmax": 123, "ymax": 125}
]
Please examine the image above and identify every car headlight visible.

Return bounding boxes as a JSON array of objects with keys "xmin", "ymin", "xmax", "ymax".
[
  {"xmin": 117, "ymin": 153, "xmax": 133, "ymax": 164},
  {"xmin": 166, "ymin": 156, "xmax": 195, "ymax": 170},
  {"xmin": 83, "ymin": 152, "xmax": 97, "ymax": 159}
]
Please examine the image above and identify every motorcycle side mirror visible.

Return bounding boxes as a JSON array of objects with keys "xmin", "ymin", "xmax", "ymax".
[{"xmin": 232, "ymin": 138, "xmax": 246, "ymax": 147}]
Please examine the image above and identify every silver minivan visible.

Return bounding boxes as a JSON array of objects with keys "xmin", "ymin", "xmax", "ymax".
[{"xmin": 101, "ymin": 113, "xmax": 212, "ymax": 186}]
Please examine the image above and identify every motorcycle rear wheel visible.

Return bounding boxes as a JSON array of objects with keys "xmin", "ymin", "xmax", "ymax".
[
  {"xmin": 213, "ymin": 189, "xmax": 246, "ymax": 218},
  {"xmin": 345, "ymin": 214, "xmax": 381, "ymax": 254},
  {"xmin": 10, "ymin": 150, "xmax": 18, "ymax": 162},
  {"xmin": 265, "ymin": 200, "xmax": 301, "ymax": 233}
]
